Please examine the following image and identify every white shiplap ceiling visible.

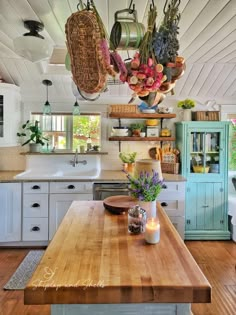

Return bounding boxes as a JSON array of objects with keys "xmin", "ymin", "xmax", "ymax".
[{"xmin": 0, "ymin": 0, "xmax": 236, "ymax": 104}]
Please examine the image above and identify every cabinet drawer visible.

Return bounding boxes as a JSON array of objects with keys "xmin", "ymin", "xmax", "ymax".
[
  {"xmin": 23, "ymin": 182, "xmax": 49, "ymax": 194},
  {"xmin": 159, "ymin": 182, "xmax": 185, "ymax": 199},
  {"xmin": 23, "ymin": 218, "xmax": 48, "ymax": 241},
  {"xmin": 158, "ymin": 199, "xmax": 185, "ymax": 216},
  {"xmin": 23, "ymin": 194, "xmax": 48, "ymax": 217},
  {"xmin": 168, "ymin": 216, "xmax": 185, "ymax": 240},
  {"xmin": 50, "ymin": 182, "xmax": 93, "ymax": 193}
]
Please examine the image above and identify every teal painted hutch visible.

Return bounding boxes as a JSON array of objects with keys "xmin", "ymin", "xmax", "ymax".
[{"xmin": 175, "ymin": 122, "xmax": 230, "ymax": 240}]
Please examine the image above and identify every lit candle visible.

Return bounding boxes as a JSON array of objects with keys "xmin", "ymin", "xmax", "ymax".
[{"xmin": 145, "ymin": 217, "xmax": 160, "ymax": 244}]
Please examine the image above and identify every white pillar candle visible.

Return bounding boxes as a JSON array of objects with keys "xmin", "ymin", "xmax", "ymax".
[{"xmin": 145, "ymin": 217, "xmax": 160, "ymax": 244}]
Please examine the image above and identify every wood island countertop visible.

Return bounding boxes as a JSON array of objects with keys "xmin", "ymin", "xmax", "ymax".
[{"xmin": 24, "ymin": 201, "xmax": 211, "ymax": 305}]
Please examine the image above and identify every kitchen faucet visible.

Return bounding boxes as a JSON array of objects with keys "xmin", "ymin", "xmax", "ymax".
[{"xmin": 70, "ymin": 149, "xmax": 87, "ymax": 167}]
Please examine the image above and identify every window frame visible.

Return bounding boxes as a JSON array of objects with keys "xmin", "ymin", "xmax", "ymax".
[{"xmin": 31, "ymin": 112, "xmax": 101, "ymax": 151}]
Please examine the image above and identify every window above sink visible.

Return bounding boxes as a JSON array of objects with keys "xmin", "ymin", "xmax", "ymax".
[{"xmin": 31, "ymin": 112, "xmax": 101, "ymax": 151}]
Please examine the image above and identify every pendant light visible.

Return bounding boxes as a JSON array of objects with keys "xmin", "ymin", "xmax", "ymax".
[
  {"xmin": 13, "ymin": 20, "xmax": 53, "ymax": 63},
  {"xmin": 73, "ymin": 99, "xmax": 80, "ymax": 116},
  {"xmin": 42, "ymin": 79, "xmax": 52, "ymax": 115}
]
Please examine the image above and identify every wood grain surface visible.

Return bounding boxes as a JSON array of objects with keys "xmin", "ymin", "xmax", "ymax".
[{"xmin": 24, "ymin": 201, "xmax": 211, "ymax": 305}]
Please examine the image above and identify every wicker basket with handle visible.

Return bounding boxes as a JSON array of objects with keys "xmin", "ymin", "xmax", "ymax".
[{"xmin": 65, "ymin": 9, "xmax": 115, "ymax": 94}]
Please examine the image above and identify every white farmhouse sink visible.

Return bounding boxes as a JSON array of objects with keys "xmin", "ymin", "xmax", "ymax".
[{"xmin": 14, "ymin": 154, "xmax": 101, "ymax": 179}]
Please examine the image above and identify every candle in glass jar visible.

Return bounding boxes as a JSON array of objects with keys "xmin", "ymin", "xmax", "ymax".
[{"xmin": 145, "ymin": 217, "xmax": 160, "ymax": 244}]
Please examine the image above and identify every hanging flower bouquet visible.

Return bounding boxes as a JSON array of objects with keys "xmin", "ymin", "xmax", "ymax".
[{"xmin": 119, "ymin": 4, "xmax": 167, "ymax": 100}]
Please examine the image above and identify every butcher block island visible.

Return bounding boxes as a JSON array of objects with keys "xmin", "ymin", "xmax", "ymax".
[{"xmin": 24, "ymin": 201, "xmax": 211, "ymax": 315}]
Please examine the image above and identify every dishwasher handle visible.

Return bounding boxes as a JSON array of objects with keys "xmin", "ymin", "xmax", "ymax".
[{"xmin": 94, "ymin": 187, "xmax": 130, "ymax": 193}]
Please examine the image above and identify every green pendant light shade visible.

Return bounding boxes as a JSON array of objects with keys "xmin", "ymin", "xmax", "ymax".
[
  {"xmin": 42, "ymin": 79, "xmax": 52, "ymax": 115},
  {"xmin": 73, "ymin": 99, "xmax": 80, "ymax": 116}
]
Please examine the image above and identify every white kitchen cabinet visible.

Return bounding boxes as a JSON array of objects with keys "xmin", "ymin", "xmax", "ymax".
[
  {"xmin": 0, "ymin": 83, "xmax": 21, "ymax": 146},
  {"xmin": 158, "ymin": 181, "xmax": 186, "ymax": 239},
  {"xmin": 0, "ymin": 183, "xmax": 21, "ymax": 242},
  {"xmin": 49, "ymin": 182, "xmax": 93, "ymax": 239}
]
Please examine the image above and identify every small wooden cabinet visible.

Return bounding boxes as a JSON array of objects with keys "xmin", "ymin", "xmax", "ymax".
[
  {"xmin": 0, "ymin": 183, "xmax": 21, "ymax": 242},
  {"xmin": 0, "ymin": 83, "xmax": 21, "ymax": 146},
  {"xmin": 176, "ymin": 122, "xmax": 230, "ymax": 240}
]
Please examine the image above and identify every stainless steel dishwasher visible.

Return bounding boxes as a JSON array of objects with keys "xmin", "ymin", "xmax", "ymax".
[{"xmin": 93, "ymin": 182, "xmax": 130, "ymax": 200}]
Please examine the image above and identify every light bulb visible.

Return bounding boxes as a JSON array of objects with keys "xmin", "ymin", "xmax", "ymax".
[{"xmin": 73, "ymin": 100, "xmax": 80, "ymax": 116}]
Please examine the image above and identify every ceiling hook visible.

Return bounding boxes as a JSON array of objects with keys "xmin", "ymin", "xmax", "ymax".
[
  {"xmin": 128, "ymin": 0, "xmax": 135, "ymax": 14},
  {"xmin": 77, "ymin": 1, "xmax": 85, "ymax": 11}
]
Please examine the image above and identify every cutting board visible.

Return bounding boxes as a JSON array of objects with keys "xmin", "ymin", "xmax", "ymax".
[{"xmin": 103, "ymin": 195, "xmax": 137, "ymax": 214}]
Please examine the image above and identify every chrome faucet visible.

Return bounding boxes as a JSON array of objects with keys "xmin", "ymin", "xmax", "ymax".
[{"xmin": 70, "ymin": 149, "xmax": 87, "ymax": 167}]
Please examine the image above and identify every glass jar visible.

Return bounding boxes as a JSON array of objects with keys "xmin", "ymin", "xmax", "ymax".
[{"xmin": 128, "ymin": 205, "xmax": 146, "ymax": 234}]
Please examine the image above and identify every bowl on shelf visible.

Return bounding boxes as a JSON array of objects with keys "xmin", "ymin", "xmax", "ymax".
[
  {"xmin": 145, "ymin": 119, "xmax": 159, "ymax": 126},
  {"xmin": 112, "ymin": 127, "xmax": 129, "ymax": 136},
  {"xmin": 193, "ymin": 166, "xmax": 210, "ymax": 173}
]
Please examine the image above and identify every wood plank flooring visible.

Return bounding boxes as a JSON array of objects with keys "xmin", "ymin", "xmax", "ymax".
[{"xmin": 0, "ymin": 241, "xmax": 235, "ymax": 315}]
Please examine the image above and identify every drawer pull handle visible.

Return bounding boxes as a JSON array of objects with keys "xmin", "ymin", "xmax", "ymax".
[
  {"xmin": 67, "ymin": 185, "xmax": 75, "ymax": 189},
  {"xmin": 31, "ymin": 203, "xmax": 40, "ymax": 208},
  {"xmin": 32, "ymin": 185, "xmax": 40, "ymax": 190},
  {"xmin": 162, "ymin": 184, "xmax": 168, "ymax": 189},
  {"xmin": 31, "ymin": 226, "xmax": 40, "ymax": 232},
  {"xmin": 161, "ymin": 202, "xmax": 168, "ymax": 207}
]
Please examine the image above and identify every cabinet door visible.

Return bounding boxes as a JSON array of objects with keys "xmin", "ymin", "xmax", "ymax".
[
  {"xmin": 186, "ymin": 182, "xmax": 225, "ymax": 231},
  {"xmin": 187, "ymin": 128, "xmax": 225, "ymax": 177},
  {"xmin": 0, "ymin": 183, "xmax": 21, "ymax": 242},
  {"xmin": 0, "ymin": 84, "xmax": 21, "ymax": 146},
  {"xmin": 49, "ymin": 193, "xmax": 93, "ymax": 240}
]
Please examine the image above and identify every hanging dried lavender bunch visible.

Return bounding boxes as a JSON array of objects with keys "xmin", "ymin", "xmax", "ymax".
[{"xmin": 153, "ymin": 0, "xmax": 181, "ymax": 64}]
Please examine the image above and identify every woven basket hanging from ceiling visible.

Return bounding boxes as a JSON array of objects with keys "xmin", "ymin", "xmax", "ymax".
[{"xmin": 65, "ymin": 8, "xmax": 114, "ymax": 94}]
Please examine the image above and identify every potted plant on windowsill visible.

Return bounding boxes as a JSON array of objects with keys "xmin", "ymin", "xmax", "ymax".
[
  {"xmin": 119, "ymin": 151, "xmax": 137, "ymax": 173},
  {"xmin": 17, "ymin": 120, "xmax": 49, "ymax": 152}
]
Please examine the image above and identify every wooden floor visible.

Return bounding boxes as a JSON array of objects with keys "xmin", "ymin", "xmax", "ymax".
[{"xmin": 0, "ymin": 241, "xmax": 235, "ymax": 315}]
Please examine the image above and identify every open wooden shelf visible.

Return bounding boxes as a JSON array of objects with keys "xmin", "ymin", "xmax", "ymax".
[
  {"xmin": 109, "ymin": 113, "xmax": 176, "ymax": 119},
  {"xmin": 109, "ymin": 136, "xmax": 175, "ymax": 142}
]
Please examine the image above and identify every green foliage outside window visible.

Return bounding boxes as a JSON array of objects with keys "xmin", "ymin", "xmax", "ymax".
[{"xmin": 229, "ymin": 123, "xmax": 236, "ymax": 170}]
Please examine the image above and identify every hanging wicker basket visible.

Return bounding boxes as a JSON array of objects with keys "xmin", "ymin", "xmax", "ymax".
[{"xmin": 65, "ymin": 9, "xmax": 112, "ymax": 94}]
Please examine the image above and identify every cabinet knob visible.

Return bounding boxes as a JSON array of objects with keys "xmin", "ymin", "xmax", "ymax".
[
  {"xmin": 160, "ymin": 202, "xmax": 168, "ymax": 207},
  {"xmin": 32, "ymin": 185, "xmax": 40, "ymax": 190},
  {"xmin": 31, "ymin": 203, "xmax": 40, "ymax": 208},
  {"xmin": 67, "ymin": 185, "xmax": 75, "ymax": 189},
  {"xmin": 162, "ymin": 184, "xmax": 168, "ymax": 189},
  {"xmin": 31, "ymin": 226, "xmax": 40, "ymax": 232}
]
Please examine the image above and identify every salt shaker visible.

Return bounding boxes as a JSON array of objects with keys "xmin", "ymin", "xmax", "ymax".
[{"xmin": 128, "ymin": 205, "xmax": 146, "ymax": 234}]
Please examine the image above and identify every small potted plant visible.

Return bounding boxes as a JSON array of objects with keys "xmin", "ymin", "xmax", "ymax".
[
  {"xmin": 17, "ymin": 120, "xmax": 49, "ymax": 152},
  {"xmin": 119, "ymin": 151, "xmax": 137, "ymax": 173},
  {"xmin": 129, "ymin": 123, "xmax": 145, "ymax": 137},
  {"xmin": 177, "ymin": 99, "xmax": 196, "ymax": 121}
]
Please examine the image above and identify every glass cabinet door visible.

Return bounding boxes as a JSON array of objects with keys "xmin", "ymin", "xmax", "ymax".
[{"xmin": 189, "ymin": 131, "xmax": 220, "ymax": 174}]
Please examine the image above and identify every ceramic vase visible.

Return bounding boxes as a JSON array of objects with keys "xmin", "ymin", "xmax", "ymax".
[
  {"xmin": 182, "ymin": 109, "xmax": 192, "ymax": 121},
  {"xmin": 138, "ymin": 200, "xmax": 157, "ymax": 218},
  {"xmin": 123, "ymin": 163, "xmax": 135, "ymax": 173},
  {"xmin": 29, "ymin": 143, "xmax": 41, "ymax": 153}
]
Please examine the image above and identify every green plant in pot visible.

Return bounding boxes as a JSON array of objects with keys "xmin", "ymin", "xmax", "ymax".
[
  {"xmin": 119, "ymin": 151, "xmax": 137, "ymax": 173},
  {"xmin": 130, "ymin": 123, "xmax": 145, "ymax": 137},
  {"xmin": 17, "ymin": 120, "xmax": 49, "ymax": 152}
]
